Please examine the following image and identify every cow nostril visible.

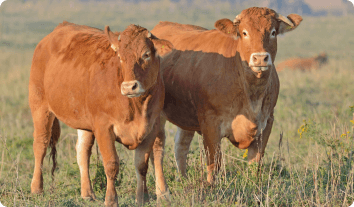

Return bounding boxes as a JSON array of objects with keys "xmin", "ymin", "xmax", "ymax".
[
  {"xmin": 253, "ymin": 56, "xmax": 257, "ymax": 62},
  {"xmin": 264, "ymin": 56, "xmax": 269, "ymax": 62},
  {"xmin": 132, "ymin": 82, "xmax": 138, "ymax": 91}
]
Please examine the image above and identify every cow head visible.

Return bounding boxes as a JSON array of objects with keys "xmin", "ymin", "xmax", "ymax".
[
  {"xmin": 215, "ymin": 7, "xmax": 302, "ymax": 78},
  {"xmin": 105, "ymin": 24, "xmax": 173, "ymax": 98}
]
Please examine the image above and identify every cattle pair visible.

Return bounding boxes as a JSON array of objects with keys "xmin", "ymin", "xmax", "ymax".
[{"xmin": 29, "ymin": 7, "xmax": 302, "ymax": 206}]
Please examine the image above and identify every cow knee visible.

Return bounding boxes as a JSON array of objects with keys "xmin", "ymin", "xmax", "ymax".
[
  {"xmin": 105, "ymin": 161, "xmax": 119, "ymax": 180},
  {"xmin": 137, "ymin": 164, "xmax": 148, "ymax": 176}
]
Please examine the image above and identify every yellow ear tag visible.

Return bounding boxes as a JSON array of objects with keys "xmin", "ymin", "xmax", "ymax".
[
  {"xmin": 162, "ymin": 45, "xmax": 164, "ymax": 49},
  {"xmin": 111, "ymin": 44, "xmax": 117, "ymax": 52},
  {"xmin": 287, "ymin": 26, "xmax": 293, "ymax": 30}
]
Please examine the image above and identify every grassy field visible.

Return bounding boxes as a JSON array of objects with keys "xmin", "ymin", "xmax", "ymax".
[{"xmin": 0, "ymin": 0, "xmax": 354, "ymax": 206}]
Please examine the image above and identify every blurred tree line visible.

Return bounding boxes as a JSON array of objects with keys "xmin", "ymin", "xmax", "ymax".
[
  {"xmin": 76, "ymin": 0, "xmax": 354, "ymax": 16},
  {"xmin": 16, "ymin": 0, "xmax": 354, "ymax": 17}
]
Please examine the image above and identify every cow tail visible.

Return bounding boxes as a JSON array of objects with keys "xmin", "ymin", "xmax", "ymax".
[{"xmin": 49, "ymin": 117, "xmax": 60, "ymax": 180}]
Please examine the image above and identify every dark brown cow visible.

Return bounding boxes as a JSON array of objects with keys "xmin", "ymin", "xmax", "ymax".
[
  {"xmin": 151, "ymin": 7, "xmax": 302, "ymax": 183},
  {"xmin": 276, "ymin": 52, "xmax": 328, "ymax": 71},
  {"xmin": 29, "ymin": 21, "xmax": 173, "ymax": 206}
]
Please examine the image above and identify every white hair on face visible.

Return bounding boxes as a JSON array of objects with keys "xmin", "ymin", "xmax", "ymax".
[
  {"xmin": 249, "ymin": 52, "xmax": 272, "ymax": 66},
  {"xmin": 242, "ymin": 29, "xmax": 249, "ymax": 38},
  {"xmin": 270, "ymin": 28, "xmax": 276, "ymax": 38}
]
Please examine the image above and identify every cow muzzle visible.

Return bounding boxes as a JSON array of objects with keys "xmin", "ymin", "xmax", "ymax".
[
  {"xmin": 249, "ymin": 52, "xmax": 272, "ymax": 73},
  {"xmin": 121, "ymin": 80, "xmax": 145, "ymax": 98}
]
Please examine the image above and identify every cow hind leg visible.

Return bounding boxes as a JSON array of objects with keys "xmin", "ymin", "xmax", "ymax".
[
  {"xmin": 76, "ymin": 129, "xmax": 96, "ymax": 200},
  {"xmin": 31, "ymin": 107, "xmax": 56, "ymax": 194},
  {"xmin": 174, "ymin": 127, "xmax": 194, "ymax": 178}
]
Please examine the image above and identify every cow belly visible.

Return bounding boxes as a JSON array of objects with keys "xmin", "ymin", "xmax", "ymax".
[
  {"xmin": 163, "ymin": 105, "xmax": 200, "ymax": 131},
  {"xmin": 163, "ymin": 93, "xmax": 200, "ymax": 131},
  {"xmin": 44, "ymin": 60, "xmax": 91, "ymax": 129},
  {"xmin": 48, "ymin": 100, "xmax": 90, "ymax": 130}
]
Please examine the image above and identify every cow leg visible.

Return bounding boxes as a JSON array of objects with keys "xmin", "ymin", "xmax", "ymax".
[
  {"xmin": 76, "ymin": 129, "xmax": 96, "ymax": 200},
  {"xmin": 201, "ymin": 122, "xmax": 222, "ymax": 184},
  {"xmin": 151, "ymin": 114, "xmax": 170, "ymax": 204},
  {"xmin": 95, "ymin": 127, "xmax": 119, "ymax": 207},
  {"xmin": 134, "ymin": 124, "xmax": 158, "ymax": 206},
  {"xmin": 248, "ymin": 115, "xmax": 274, "ymax": 163},
  {"xmin": 31, "ymin": 107, "xmax": 55, "ymax": 194},
  {"xmin": 174, "ymin": 127, "xmax": 194, "ymax": 178}
]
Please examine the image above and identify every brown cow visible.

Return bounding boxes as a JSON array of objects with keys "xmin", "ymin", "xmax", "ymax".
[
  {"xmin": 29, "ymin": 21, "xmax": 173, "ymax": 206},
  {"xmin": 151, "ymin": 7, "xmax": 302, "ymax": 183},
  {"xmin": 276, "ymin": 52, "xmax": 328, "ymax": 71}
]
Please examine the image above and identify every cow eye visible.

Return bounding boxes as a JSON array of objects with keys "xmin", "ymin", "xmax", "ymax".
[
  {"xmin": 270, "ymin": 29, "xmax": 276, "ymax": 37},
  {"xmin": 242, "ymin": 30, "xmax": 248, "ymax": 37},
  {"xmin": 142, "ymin": 51, "xmax": 151, "ymax": 60}
]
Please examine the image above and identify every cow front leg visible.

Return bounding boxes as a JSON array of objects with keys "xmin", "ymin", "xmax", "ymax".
[
  {"xmin": 95, "ymin": 127, "xmax": 119, "ymax": 207},
  {"xmin": 174, "ymin": 127, "xmax": 194, "ymax": 178},
  {"xmin": 76, "ymin": 129, "xmax": 96, "ymax": 200},
  {"xmin": 248, "ymin": 115, "xmax": 274, "ymax": 163},
  {"xmin": 151, "ymin": 115, "xmax": 170, "ymax": 205},
  {"xmin": 134, "ymin": 124, "xmax": 158, "ymax": 206},
  {"xmin": 201, "ymin": 122, "xmax": 222, "ymax": 184}
]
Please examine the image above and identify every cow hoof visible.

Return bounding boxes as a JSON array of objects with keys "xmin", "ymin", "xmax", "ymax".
[
  {"xmin": 157, "ymin": 189, "xmax": 171, "ymax": 207},
  {"xmin": 136, "ymin": 192, "xmax": 150, "ymax": 206},
  {"xmin": 31, "ymin": 189, "xmax": 43, "ymax": 194},
  {"xmin": 31, "ymin": 181, "xmax": 43, "ymax": 194},
  {"xmin": 82, "ymin": 191, "xmax": 96, "ymax": 201},
  {"xmin": 104, "ymin": 195, "xmax": 118, "ymax": 207},
  {"xmin": 207, "ymin": 174, "xmax": 216, "ymax": 185},
  {"xmin": 104, "ymin": 201, "xmax": 118, "ymax": 207},
  {"xmin": 175, "ymin": 173, "xmax": 188, "ymax": 182},
  {"xmin": 82, "ymin": 195, "xmax": 96, "ymax": 201}
]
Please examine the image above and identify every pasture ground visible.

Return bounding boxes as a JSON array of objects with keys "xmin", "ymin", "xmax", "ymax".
[{"xmin": 0, "ymin": 0, "xmax": 353, "ymax": 206}]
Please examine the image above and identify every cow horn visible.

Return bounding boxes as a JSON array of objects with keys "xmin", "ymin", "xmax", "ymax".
[
  {"xmin": 147, "ymin": 31, "xmax": 152, "ymax": 38},
  {"xmin": 277, "ymin": 14, "xmax": 294, "ymax": 27},
  {"xmin": 118, "ymin": 35, "xmax": 121, "ymax": 41},
  {"xmin": 233, "ymin": 15, "xmax": 241, "ymax": 24}
]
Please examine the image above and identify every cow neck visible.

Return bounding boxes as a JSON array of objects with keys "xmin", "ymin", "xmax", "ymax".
[
  {"xmin": 114, "ymin": 77, "xmax": 162, "ymax": 149},
  {"xmin": 235, "ymin": 56, "xmax": 273, "ymax": 117},
  {"xmin": 124, "ymin": 74, "xmax": 162, "ymax": 122},
  {"xmin": 123, "ymin": 83, "xmax": 155, "ymax": 124},
  {"xmin": 171, "ymin": 29, "xmax": 238, "ymax": 58},
  {"xmin": 114, "ymin": 65, "xmax": 157, "ymax": 124}
]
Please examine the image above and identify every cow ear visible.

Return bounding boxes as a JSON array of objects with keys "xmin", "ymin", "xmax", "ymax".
[
  {"xmin": 104, "ymin": 26, "xmax": 120, "ymax": 52},
  {"xmin": 150, "ymin": 35, "xmax": 174, "ymax": 57},
  {"xmin": 278, "ymin": 14, "xmax": 303, "ymax": 34},
  {"xmin": 215, "ymin": 18, "xmax": 239, "ymax": 39}
]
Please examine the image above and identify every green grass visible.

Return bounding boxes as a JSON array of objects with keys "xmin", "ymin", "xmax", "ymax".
[{"xmin": 0, "ymin": 0, "xmax": 354, "ymax": 206}]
